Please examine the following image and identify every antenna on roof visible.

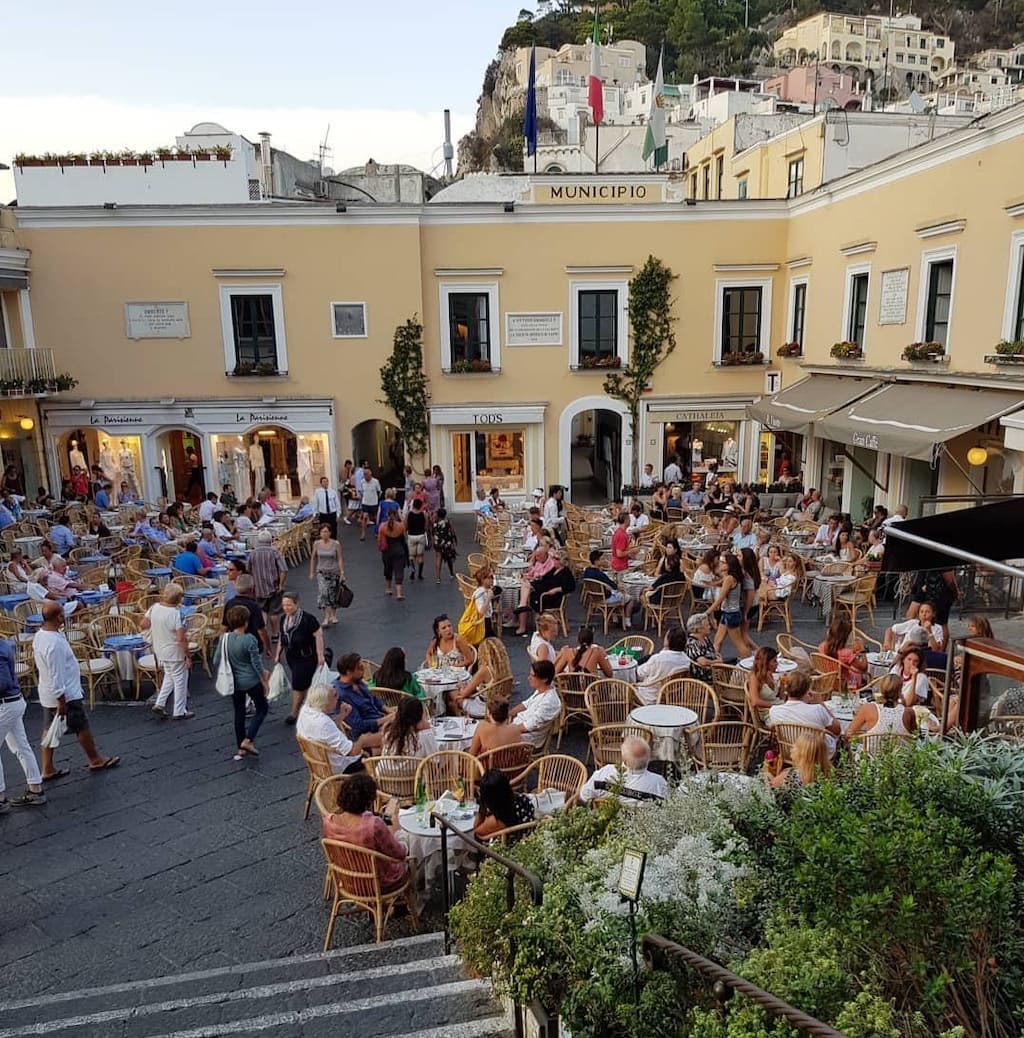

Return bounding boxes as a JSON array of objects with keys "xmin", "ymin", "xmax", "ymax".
[{"xmin": 442, "ymin": 109, "xmax": 454, "ymax": 179}]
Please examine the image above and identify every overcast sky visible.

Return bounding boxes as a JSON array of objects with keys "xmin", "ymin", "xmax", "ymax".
[{"xmin": 0, "ymin": 0, "xmax": 526, "ymax": 202}]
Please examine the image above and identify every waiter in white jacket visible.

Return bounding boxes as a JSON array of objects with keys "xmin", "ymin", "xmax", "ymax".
[{"xmin": 314, "ymin": 476, "xmax": 341, "ymax": 539}]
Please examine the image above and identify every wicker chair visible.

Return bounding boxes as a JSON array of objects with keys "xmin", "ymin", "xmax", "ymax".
[
  {"xmin": 363, "ymin": 756, "xmax": 419, "ymax": 808},
  {"xmin": 554, "ymin": 671, "xmax": 594, "ymax": 741},
  {"xmin": 72, "ymin": 642, "xmax": 121, "ymax": 708},
  {"xmin": 775, "ymin": 632, "xmax": 818, "ymax": 660},
  {"xmin": 183, "ymin": 613, "xmax": 212, "ymax": 676},
  {"xmin": 688, "ymin": 720, "xmax": 755, "ymax": 773},
  {"xmin": 321, "ymin": 839, "xmax": 419, "ymax": 946},
  {"xmin": 810, "ymin": 652, "xmax": 843, "ymax": 697},
  {"xmin": 641, "ymin": 581, "xmax": 687, "ymax": 637},
  {"xmin": 851, "ymin": 731, "xmax": 912, "ymax": 756},
  {"xmin": 710, "ymin": 663, "xmax": 749, "ymax": 722},
  {"xmin": 580, "ymin": 578, "xmax": 618, "ymax": 635},
  {"xmin": 296, "ymin": 736, "xmax": 335, "ymax": 820},
  {"xmin": 758, "ymin": 590, "xmax": 792, "ymax": 632},
  {"xmin": 87, "ymin": 613, "xmax": 139, "ymax": 647},
  {"xmin": 313, "ymin": 774, "xmax": 350, "ymax": 818},
  {"xmin": 513, "ymin": 754, "xmax": 588, "ymax": 807},
  {"xmin": 608, "ymin": 634, "xmax": 655, "ymax": 657},
  {"xmin": 484, "ymin": 819, "xmax": 541, "ymax": 846},
  {"xmin": 373, "ymin": 686, "xmax": 419, "ymax": 712},
  {"xmin": 772, "ymin": 721, "xmax": 828, "ymax": 765},
  {"xmin": 988, "ymin": 715, "xmax": 1024, "ymax": 741},
  {"xmin": 585, "ymin": 679, "xmax": 637, "ymax": 728},
  {"xmin": 656, "ymin": 677, "xmax": 719, "ymax": 723},
  {"xmin": 415, "ymin": 750, "xmax": 484, "ymax": 801},
  {"xmin": 833, "ymin": 574, "xmax": 878, "ymax": 627},
  {"xmin": 478, "ymin": 742, "xmax": 534, "ymax": 783},
  {"xmin": 588, "ymin": 723, "xmax": 653, "ymax": 768}
]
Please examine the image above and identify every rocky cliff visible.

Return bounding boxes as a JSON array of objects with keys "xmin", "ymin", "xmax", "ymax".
[{"xmin": 458, "ymin": 49, "xmax": 529, "ymax": 174}]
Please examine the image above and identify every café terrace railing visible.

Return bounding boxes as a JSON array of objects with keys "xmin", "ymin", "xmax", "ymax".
[{"xmin": 435, "ymin": 812, "xmax": 844, "ymax": 1038}]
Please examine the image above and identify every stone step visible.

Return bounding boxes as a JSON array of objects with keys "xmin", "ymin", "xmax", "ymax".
[{"xmin": 0, "ymin": 932, "xmax": 511, "ymax": 1038}]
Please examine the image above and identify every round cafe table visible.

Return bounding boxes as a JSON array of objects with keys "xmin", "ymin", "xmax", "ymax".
[
  {"xmin": 738, "ymin": 655, "xmax": 799, "ymax": 674},
  {"xmin": 866, "ymin": 651, "xmax": 897, "ymax": 681},
  {"xmin": 629, "ymin": 704, "xmax": 698, "ymax": 767},
  {"xmin": 811, "ymin": 574, "xmax": 856, "ymax": 622},
  {"xmin": 415, "ymin": 667, "xmax": 470, "ymax": 716},
  {"xmin": 609, "ymin": 656, "xmax": 638, "ymax": 684},
  {"xmin": 431, "ymin": 717, "xmax": 478, "ymax": 751},
  {"xmin": 102, "ymin": 634, "xmax": 148, "ymax": 682},
  {"xmin": 399, "ymin": 801, "xmax": 478, "ymax": 888}
]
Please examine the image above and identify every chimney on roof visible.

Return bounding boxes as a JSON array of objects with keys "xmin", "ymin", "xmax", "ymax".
[{"xmin": 258, "ymin": 132, "xmax": 273, "ymax": 199}]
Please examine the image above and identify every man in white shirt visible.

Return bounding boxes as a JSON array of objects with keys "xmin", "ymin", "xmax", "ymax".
[
  {"xmin": 139, "ymin": 582, "xmax": 192, "ymax": 719},
  {"xmin": 197, "ymin": 492, "xmax": 219, "ymax": 523},
  {"xmin": 812, "ymin": 514, "xmax": 840, "ymax": 548},
  {"xmin": 358, "ymin": 464, "xmax": 381, "ymax": 540},
  {"xmin": 882, "ymin": 504, "xmax": 909, "ymax": 527},
  {"xmin": 296, "ymin": 684, "xmax": 375, "ymax": 773},
  {"xmin": 731, "ymin": 518, "xmax": 757, "ymax": 552},
  {"xmin": 768, "ymin": 673, "xmax": 840, "ymax": 757},
  {"xmin": 542, "ymin": 486, "xmax": 566, "ymax": 541},
  {"xmin": 635, "ymin": 627, "xmax": 691, "ymax": 706},
  {"xmin": 883, "ymin": 602, "xmax": 945, "ymax": 654},
  {"xmin": 627, "ymin": 502, "xmax": 650, "ymax": 537},
  {"xmin": 313, "ymin": 476, "xmax": 341, "ymax": 539},
  {"xmin": 639, "ymin": 464, "xmax": 655, "ymax": 488},
  {"xmin": 580, "ymin": 736, "xmax": 667, "ymax": 804},
  {"xmin": 663, "ymin": 456, "xmax": 683, "ymax": 485},
  {"xmin": 33, "ymin": 601, "xmax": 120, "ymax": 775},
  {"xmin": 510, "ymin": 660, "xmax": 562, "ymax": 749},
  {"xmin": 45, "ymin": 558, "xmax": 83, "ymax": 600},
  {"xmin": 473, "ymin": 489, "xmax": 494, "ymax": 517}
]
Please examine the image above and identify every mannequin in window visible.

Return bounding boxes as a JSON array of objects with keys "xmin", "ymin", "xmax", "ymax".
[
  {"xmin": 69, "ymin": 439, "xmax": 87, "ymax": 475},
  {"xmin": 297, "ymin": 438, "xmax": 314, "ymax": 495},
  {"xmin": 691, "ymin": 438, "xmax": 703, "ymax": 467},
  {"xmin": 217, "ymin": 452, "xmax": 230, "ymax": 489},
  {"xmin": 248, "ymin": 442, "xmax": 265, "ymax": 495},
  {"xmin": 722, "ymin": 437, "xmax": 738, "ymax": 468},
  {"xmin": 232, "ymin": 447, "xmax": 249, "ymax": 501},
  {"xmin": 98, "ymin": 440, "xmax": 117, "ymax": 483},
  {"xmin": 119, "ymin": 439, "xmax": 138, "ymax": 494}
]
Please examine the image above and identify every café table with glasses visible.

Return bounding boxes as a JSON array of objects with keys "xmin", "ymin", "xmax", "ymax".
[
  {"xmin": 628, "ymin": 703, "xmax": 698, "ymax": 773},
  {"xmin": 415, "ymin": 667, "xmax": 471, "ymax": 717},
  {"xmin": 430, "ymin": 716, "xmax": 478, "ymax": 751}
]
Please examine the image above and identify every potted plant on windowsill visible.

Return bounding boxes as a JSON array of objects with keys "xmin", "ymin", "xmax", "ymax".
[
  {"xmin": 986, "ymin": 341, "xmax": 1024, "ymax": 365},
  {"xmin": 13, "ymin": 154, "xmax": 42, "ymax": 168},
  {"xmin": 230, "ymin": 362, "xmax": 280, "ymax": 377},
  {"xmin": 830, "ymin": 340, "xmax": 863, "ymax": 360},
  {"xmin": 718, "ymin": 351, "xmax": 765, "ymax": 366},
  {"xmin": 0, "ymin": 378, "xmax": 25, "ymax": 397},
  {"xmin": 450, "ymin": 359, "xmax": 493, "ymax": 373},
  {"xmin": 156, "ymin": 146, "xmax": 175, "ymax": 162},
  {"xmin": 579, "ymin": 355, "xmax": 622, "ymax": 369},
  {"xmin": 54, "ymin": 373, "xmax": 79, "ymax": 392},
  {"xmin": 214, "ymin": 144, "xmax": 233, "ymax": 161},
  {"xmin": 902, "ymin": 341, "xmax": 946, "ymax": 362},
  {"xmin": 192, "ymin": 148, "xmax": 212, "ymax": 162},
  {"xmin": 61, "ymin": 153, "xmax": 88, "ymax": 167},
  {"xmin": 777, "ymin": 341, "xmax": 803, "ymax": 359}
]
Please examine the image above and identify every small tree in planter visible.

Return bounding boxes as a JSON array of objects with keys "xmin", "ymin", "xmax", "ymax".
[
  {"xmin": 603, "ymin": 255, "xmax": 677, "ymax": 486},
  {"xmin": 901, "ymin": 341, "xmax": 945, "ymax": 361},
  {"xmin": 379, "ymin": 316, "xmax": 430, "ymax": 464},
  {"xmin": 830, "ymin": 340, "xmax": 863, "ymax": 359}
]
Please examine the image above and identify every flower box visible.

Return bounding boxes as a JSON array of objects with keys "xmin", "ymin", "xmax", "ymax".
[
  {"xmin": 901, "ymin": 341, "xmax": 946, "ymax": 362},
  {"xmin": 777, "ymin": 342, "xmax": 803, "ymax": 359},
  {"xmin": 830, "ymin": 341, "xmax": 863, "ymax": 360},
  {"xmin": 449, "ymin": 359, "xmax": 493, "ymax": 374},
  {"xmin": 229, "ymin": 363, "xmax": 285, "ymax": 377},
  {"xmin": 577, "ymin": 355, "xmax": 622, "ymax": 370},
  {"xmin": 717, "ymin": 351, "xmax": 765, "ymax": 367},
  {"xmin": 985, "ymin": 353, "xmax": 1024, "ymax": 366}
]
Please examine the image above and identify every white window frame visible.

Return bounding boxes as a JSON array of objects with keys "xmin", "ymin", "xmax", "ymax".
[
  {"xmin": 439, "ymin": 281, "xmax": 501, "ymax": 373},
  {"xmin": 787, "ymin": 156, "xmax": 805, "ymax": 198},
  {"xmin": 1001, "ymin": 229, "xmax": 1024, "ymax": 342},
  {"xmin": 914, "ymin": 244, "xmax": 957, "ymax": 349},
  {"xmin": 569, "ymin": 279, "xmax": 629, "ymax": 370},
  {"xmin": 218, "ymin": 283, "xmax": 288, "ymax": 374},
  {"xmin": 329, "ymin": 301, "xmax": 368, "ymax": 339},
  {"xmin": 713, "ymin": 277, "xmax": 773, "ymax": 364},
  {"xmin": 786, "ymin": 276, "xmax": 809, "ymax": 346},
  {"xmin": 0, "ymin": 294, "xmax": 10, "ymax": 350},
  {"xmin": 841, "ymin": 263, "xmax": 872, "ymax": 351}
]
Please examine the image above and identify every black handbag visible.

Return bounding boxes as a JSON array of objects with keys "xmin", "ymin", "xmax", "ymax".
[{"xmin": 338, "ymin": 581, "xmax": 354, "ymax": 609}]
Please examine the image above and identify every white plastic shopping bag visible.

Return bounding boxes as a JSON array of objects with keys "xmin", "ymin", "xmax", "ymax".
[
  {"xmin": 311, "ymin": 662, "xmax": 333, "ymax": 690},
  {"xmin": 42, "ymin": 713, "xmax": 67, "ymax": 749},
  {"xmin": 214, "ymin": 635, "xmax": 234, "ymax": 697},
  {"xmin": 267, "ymin": 663, "xmax": 290, "ymax": 702}
]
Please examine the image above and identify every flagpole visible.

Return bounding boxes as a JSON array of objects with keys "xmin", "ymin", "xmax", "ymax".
[{"xmin": 595, "ymin": 121, "xmax": 600, "ymax": 174}]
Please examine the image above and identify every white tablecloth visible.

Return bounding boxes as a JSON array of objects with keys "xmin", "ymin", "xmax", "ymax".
[{"xmin": 629, "ymin": 704, "xmax": 698, "ymax": 765}]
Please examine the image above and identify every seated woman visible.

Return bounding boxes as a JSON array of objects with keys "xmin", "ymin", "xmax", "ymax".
[
  {"xmin": 528, "ymin": 613, "xmax": 559, "ymax": 664},
  {"xmin": 817, "ymin": 614, "xmax": 868, "ymax": 690},
  {"xmin": 745, "ymin": 645, "xmax": 782, "ymax": 723},
  {"xmin": 834, "ymin": 529, "xmax": 861, "ymax": 564},
  {"xmin": 424, "ymin": 614, "xmax": 474, "ymax": 670},
  {"xmin": 760, "ymin": 544, "xmax": 784, "ymax": 580},
  {"xmin": 769, "ymin": 732, "xmax": 832, "ymax": 790},
  {"xmin": 554, "ymin": 625, "xmax": 612, "ymax": 677},
  {"xmin": 4, "ymin": 548, "xmax": 32, "ymax": 592},
  {"xmin": 846, "ymin": 674, "xmax": 916, "ymax": 743},
  {"xmin": 760, "ymin": 554, "xmax": 799, "ymax": 603},
  {"xmin": 522, "ymin": 517, "xmax": 544, "ymax": 554},
  {"xmin": 380, "ymin": 696, "xmax": 438, "ymax": 759},
  {"xmin": 488, "ymin": 486, "xmax": 506, "ymax": 512},
  {"xmin": 784, "ymin": 488, "xmax": 822, "ymax": 522},
  {"xmin": 296, "ymin": 684, "xmax": 375, "ymax": 773},
  {"xmin": 691, "ymin": 549, "xmax": 720, "ymax": 605},
  {"xmin": 882, "ymin": 601, "xmax": 946, "ymax": 655},
  {"xmin": 321, "ymin": 772, "xmax": 411, "ymax": 891},
  {"xmin": 653, "ymin": 539, "xmax": 681, "ymax": 578},
  {"xmin": 468, "ymin": 695, "xmax": 523, "ymax": 756},
  {"xmin": 684, "ymin": 613, "xmax": 720, "ymax": 683},
  {"xmin": 643, "ymin": 552, "xmax": 684, "ymax": 606},
  {"xmin": 891, "ymin": 646, "xmax": 931, "ymax": 707},
  {"xmin": 473, "ymin": 768, "xmax": 535, "ymax": 841},
  {"xmin": 371, "ymin": 647, "xmax": 425, "ymax": 700}
]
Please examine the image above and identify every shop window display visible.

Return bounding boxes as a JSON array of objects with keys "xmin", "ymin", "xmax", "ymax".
[{"xmin": 662, "ymin": 421, "xmax": 739, "ymax": 483}]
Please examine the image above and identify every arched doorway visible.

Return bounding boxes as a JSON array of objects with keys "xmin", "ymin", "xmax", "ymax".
[
  {"xmin": 154, "ymin": 427, "xmax": 206, "ymax": 504},
  {"xmin": 351, "ymin": 419, "xmax": 404, "ymax": 490},
  {"xmin": 558, "ymin": 397, "xmax": 629, "ymax": 504}
]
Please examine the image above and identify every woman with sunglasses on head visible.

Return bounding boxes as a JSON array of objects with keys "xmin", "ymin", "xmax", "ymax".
[{"xmin": 423, "ymin": 614, "xmax": 474, "ymax": 670}]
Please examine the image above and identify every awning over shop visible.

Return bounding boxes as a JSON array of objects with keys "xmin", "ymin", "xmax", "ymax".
[
  {"xmin": 881, "ymin": 497, "xmax": 1024, "ymax": 573},
  {"xmin": 747, "ymin": 375, "xmax": 880, "ymax": 435},
  {"xmin": 815, "ymin": 383, "xmax": 1024, "ymax": 461}
]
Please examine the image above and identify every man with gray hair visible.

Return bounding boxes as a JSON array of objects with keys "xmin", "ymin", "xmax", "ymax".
[
  {"xmin": 247, "ymin": 530, "xmax": 288, "ymax": 640},
  {"xmin": 579, "ymin": 736, "xmax": 667, "ymax": 804},
  {"xmin": 222, "ymin": 574, "xmax": 271, "ymax": 656}
]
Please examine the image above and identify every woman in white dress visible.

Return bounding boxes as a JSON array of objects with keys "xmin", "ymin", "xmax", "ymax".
[
  {"xmin": 528, "ymin": 613, "xmax": 558, "ymax": 664},
  {"xmin": 846, "ymin": 674, "xmax": 916, "ymax": 747}
]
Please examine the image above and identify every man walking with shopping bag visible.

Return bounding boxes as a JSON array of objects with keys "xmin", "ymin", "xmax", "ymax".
[
  {"xmin": 0, "ymin": 635, "xmax": 46, "ymax": 809},
  {"xmin": 33, "ymin": 601, "xmax": 120, "ymax": 774}
]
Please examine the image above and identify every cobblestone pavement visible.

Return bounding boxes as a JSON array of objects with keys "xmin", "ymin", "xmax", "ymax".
[{"xmin": 2, "ymin": 515, "xmax": 1016, "ymax": 1000}]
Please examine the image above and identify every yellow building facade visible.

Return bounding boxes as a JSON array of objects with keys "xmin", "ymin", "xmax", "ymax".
[{"xmin": 7, "ymin": 103, "xmax": 1024, "ymax": 516}]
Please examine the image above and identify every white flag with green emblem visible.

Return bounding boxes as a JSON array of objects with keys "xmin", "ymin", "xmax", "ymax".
[{"xmin": 642, "ymin": 51, "xmax": 668, "ymax": 169}]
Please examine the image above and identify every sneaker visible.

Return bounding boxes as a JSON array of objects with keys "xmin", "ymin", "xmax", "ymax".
[
  {"xmin": 10, "ymin": 791, "xmax": 46, "ymax": 807},
  {"xmin": 171, "ymin": 711, "xmax": 196, "ymax": 720},
  {"xmin": 342, "ymin": 517, "xmax": 352, "ymax": 525},
  {"xmin": 151, "ymin": 705, "xmax": 168, "ymax": 719}
]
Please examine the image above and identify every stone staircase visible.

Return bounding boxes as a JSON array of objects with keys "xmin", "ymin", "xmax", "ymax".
[{"xmin": 0, "ymin": 931, "xmax": 513, "ymax": 1038}]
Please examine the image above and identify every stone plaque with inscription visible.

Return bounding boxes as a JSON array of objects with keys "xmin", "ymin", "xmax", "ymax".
[
  {"xmin": 505, "ymin": 312, "xmax": 563, "ymax": 347},
  {"xmin": 124, "ymin": 302, "xmax": 191, "ymax": 339},
  {"xmin": 878, "ymin": 269, "xmax": 909, "ymax": 326}
]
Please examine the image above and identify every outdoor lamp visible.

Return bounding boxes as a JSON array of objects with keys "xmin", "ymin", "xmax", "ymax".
[
  {"xmin": 966, "ymin": 446, "xmax": 988, "ymax": 466},
  {"xmin": 18, "ymin": 417, "xmax": 34, "ymax": 431}
]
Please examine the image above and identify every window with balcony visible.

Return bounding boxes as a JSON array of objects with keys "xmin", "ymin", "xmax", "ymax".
[
  {"xmin": 845, "ymin": 269, "xmax": 870, "ymax": 350},
  {"xmin": 219, "ymin": 284, "xmax": 288, "ymax": 375},
  {"xmin": 570, "ymin": 281, "xmax": 627, "ymax": 369},
  {"xmin": 924, "ymin": 259, "xmax": 954, "ymax": 347},
  {"xmin": 715, "ymin": 280, "xmax": 771, "ymax": 363},
  {"xmin": 787, "ymin": 157, "xmax": 804, "ymax": 198}
]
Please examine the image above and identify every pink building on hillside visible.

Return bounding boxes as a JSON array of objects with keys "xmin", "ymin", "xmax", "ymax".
[{"xmin": 763, "ymin": 66, "xmax": 864, "ymax": 110}]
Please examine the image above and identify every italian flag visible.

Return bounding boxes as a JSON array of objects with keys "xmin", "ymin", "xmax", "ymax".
[
  {"xmin": 588, "ymin": 11, "xmax": 603, "ymax": 125},
  {"xmin": 642, "ymin": 50, "xmax": 668, "ymax": 168}
]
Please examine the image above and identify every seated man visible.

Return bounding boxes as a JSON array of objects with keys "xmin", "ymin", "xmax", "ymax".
[
  {"xmin": 883, "ymin": 601, "xmax": 946, "ymax": 655},
  {"xmin": 639, "ymin": 463, "xmax": 655, "ymax": 488},
  {"xmin": 0, "ymin": 499, "xmax": 16, "ymax": 531},
  {"xmin": 627, "ymin": 502, "xmax": 650, "ymax": 537},
  {"xmin": 44, "ymin": 558, "xmax": 83, "ymax": 600},
  {"xmin": 810, "ymin": 514, "xmax": 840, "ymax": 549},
  {"xmin": 683, "ymin": 481, "xmax": 705, "ymax": 509},
  {"xmin": 473, "ymin": 488, "xmax": 494, "ymax": 518},
  {"xmin": 48, "ymin": 515, "xmax": 76, "ymax": 556},
  {"xmin": 581, "ymin": 549, "xmax": 632, "ymax": 630},
  {"xmin": 580, "ymin": 736, "xmax": 667, "ymax": 805},
  {"xmin": 172, "ymin": 541, "xmax": 212, "ymax": 579},
  {"xmin": 768, "ymin": 671, "xmax": 840, "ymax": 757},
  {"xmin": 234, "ymin": 504, "xmax": 256, "ymax": 534},
  {"xmin": 197, "ymin": 492, "xmax": 219, "ymax": 523},
  {"xmin": 333, "ymin": 652, "xmax": 392, "ymax": 750},
  {"xmin": 731, "ymin": 517, "xmax": 757, "ymax": 552},
  {"xmin": 117, "ymin": 482, "xmax": 136, "ymax": 505},
  {"xmin": 197, "ymin": 526, "xmax": 225, "ymax": 562},
  {"xmin": 133, "ymin": 512, "xmax": 171, "ymax": 546},
  {"xmin": 219, "ymin": 483, "xmax": 238, "ymax": 511},
  {"xmin": 635, "ymin": 626, "xmax": 691, "ymax": 706},
  {"xmin": 93, "ymin": 483, "xmax": 111, "ymax": 510},
  {"xmin": 510, "ymin": 659, "xmax": 561, "ymax": 749},
  {"xmin": 212, "ymin": 510, "xmax": 235, "ymax": 540},
  {"xmin": 291, "ymin": 497, "xmax": 313, "ymax": 523}
]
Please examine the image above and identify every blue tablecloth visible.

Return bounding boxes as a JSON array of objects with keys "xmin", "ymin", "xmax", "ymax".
[
  {"xmin": 145, "ymin": 568, "xmax": 172, "ymax": 578},
  {"xmin": 179, "ymin": 605, "xmax": 197, "ymax": 617},
  {"xmin": 103, "ymin": 635, "xmax": 147, "ymax": 652},
  {"xmin": 79, "ymin": 555, "xmax": 109, "ymax": 564},
  {"xmin": 183, "ymin": 587, "xmax": 219, "ymax": 600},
  {"xmin": 26, "ymin": 614, "xmax": 44, "ymax": 627},
  {"xmin": 76, "ymin": 590, "xmax": 114, "ymax": 605},
  {"xmin": 0, "ymin": 593, "xmax": 29, "ymax": 611}
]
